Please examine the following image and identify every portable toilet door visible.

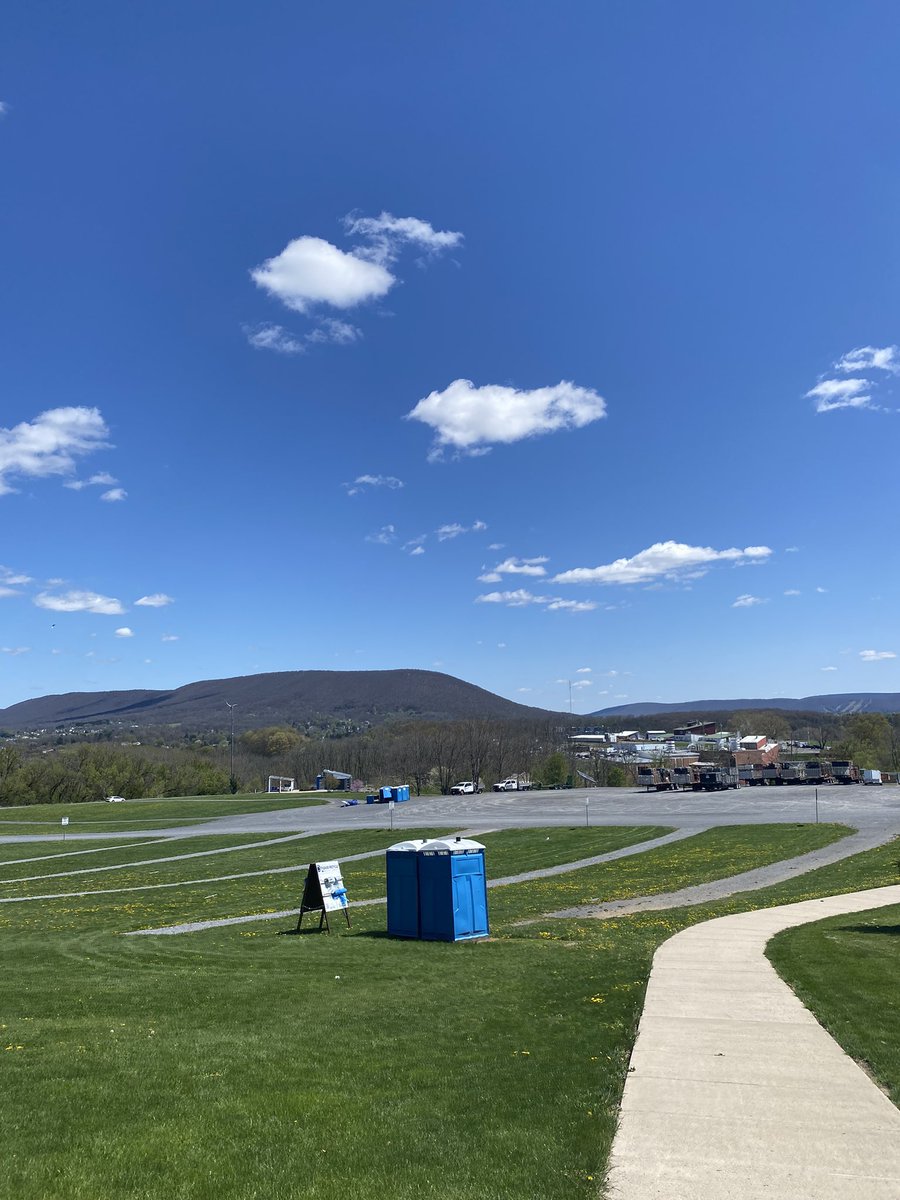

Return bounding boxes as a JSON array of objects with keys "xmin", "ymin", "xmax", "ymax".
[
  {"xmin": 385, "ymin": 840, "xmax": 428, "ymax": 938},
  {"xmin": 417, "ymin": 838, "xmax": 488, "ymax": 942}
]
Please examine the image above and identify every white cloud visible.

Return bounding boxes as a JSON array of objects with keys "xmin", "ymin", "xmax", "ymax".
[
  {"xmin": 475, "ymin": 589, "xmax": 596, "ymax": 612},
  {"xmin": 835, "ymin": 345, "xmax": 900, "ymax": 374},
  {"xmin": 784, "ymin": 589, "xmax": 801, "ymax": 596},
  {"xmin": 407, "ymin": 379, "xmax": 606, "ymax": 459},
  {"xmin": 816, "ymin": 586, "xmax": 828, "ymax": 593},
  {"xmin": 732, "ymin": 594, "xmax": 765, "ymax": 608},
  {"xmin": 134, "ymin": 594, "xmax": 173, "ymax": 607},
  {"xmin": 35, "ymin": 590, "xmax": 125, "ymax": 615},
  {"xmin": 807, "ymin": 378, "xmax": 873, "ymax": 413},
  {"xmin": 366, "ymin": 525, "xmax": 396, "ymax": 545},
  {"xmin": 477, "ymin": 555, "xmax": 548, "ymax": 583},
  {"xmin": 436, "ymin": 520, "xmax": 487, "ymax": 541},
  {"xmin": 409, "ymin": 545, "xmax": 425, "ymax": 556},
  {"xmin": 161, "ymin": 634, "xmax": 179, "ymax": 642},
  {"xmin": 0, "ymin": 102, "xmax": 8, "ymax": 118},
  {"xmin": 821, "ymin": 666, "xmax": 838, "ymax": 671},
  {"xmin": 251, "ymin": 236, "xmax": 394, "ymax": 314},
  {"xmin": 342, "ymin": 211, "xmax": 462, "ymax": 266},
  {"xmin": 571, "ymin": 679, "xmax": 593, "ymax": 689},
  {"xmin": 114, "ymin": 627, "xmax": 134, "ymax": 638},
  {"xmin": 306, "ymin": 318, "xmax": 362, "ymax": 346},
  {"xmin": 0, "ymin": 566, "xmax": 31, "ymax": 589},
  {"xmin": 64, "ymin": 472, "xmax": 118, "ymax": 491},
  {"xmin": 576, "ymin": 667, "xmax": 592, "ymax": 673},
  {"xmin": 344, "ymin": 474, "xmax": 404, "ymax": 496},
  {"xmin": 1, "ymin": 646, "xmax": 29, "ymax": 655},
  {"xmin": 0, "ymin": 407, "xmax": 109, "ymax": 496},
  {"xmin": 244, "ymin": 323, "xmax": 306, "ymax": 355},
  {"xmin": 859, "ymin": 649, "xmax": 896, "ymax": 661},
  {"xmin": 553, "ymin": 541, "xmax": 771, "ymax": 586},
  {"xmin": 100, "ymin": 487, "xmax": 127, "ymax": 502}
]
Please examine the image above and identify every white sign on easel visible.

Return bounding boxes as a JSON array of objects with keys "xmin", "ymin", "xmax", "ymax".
[{"xmin": 295, "ymin": 860, "xmax": 350, "ymax": 932}]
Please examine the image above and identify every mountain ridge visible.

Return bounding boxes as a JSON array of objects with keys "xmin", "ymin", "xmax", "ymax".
[
  {"xmin": 0, "ymin": 669, "xmax": 565, "ymax": 732},
  {"xmin": 591, "ymin": 693, "xmax": 900, "ymax": 717}
]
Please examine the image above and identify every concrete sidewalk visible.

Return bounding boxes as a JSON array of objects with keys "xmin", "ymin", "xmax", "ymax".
[{"xmin": 607, "ymin": 885, "xmax": 900, "ymax": 1200}]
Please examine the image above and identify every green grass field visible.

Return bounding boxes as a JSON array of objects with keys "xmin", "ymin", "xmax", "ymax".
[
  {"xmin": 0, "ymin": 793, "xmax": 327, "ymax": 832},
  {"xmin": 767, "ymin": 902, "xmax": 900, "ymax": 1107},
  {"xmin": 1, "ymin": 818, "xmax": 893, "ymax": 1199}
]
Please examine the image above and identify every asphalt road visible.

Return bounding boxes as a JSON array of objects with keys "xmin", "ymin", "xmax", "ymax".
[{"xmin": 3, "ymin": 784, "xmax": 899, "ymax": 845}]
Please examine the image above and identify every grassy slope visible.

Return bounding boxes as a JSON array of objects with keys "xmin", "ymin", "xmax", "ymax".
[
  {"xmin": 0, "ymin": 823, "xmax": 868, "ymax": 1200},
  {"xmin": 0, "ymin": 793, "xmax": 327, "ymax": 830},
  {"xmin": 767, "ymin": 902, "xmax": 900, "ymax": 1107}
]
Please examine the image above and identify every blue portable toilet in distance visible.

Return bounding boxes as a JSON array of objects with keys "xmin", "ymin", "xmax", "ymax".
[
  {"xmin": 386, "ymin": 840, "xmax": 428, "ymax": 937},
  {"xmin": 417, "ymin": 837, "xmax": 489, "ymax": 942}
]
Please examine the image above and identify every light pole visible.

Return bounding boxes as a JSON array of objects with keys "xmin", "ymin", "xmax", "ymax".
[{"xmin": 225, "ymin": 701, "xmax": 236, "ymax": 793}]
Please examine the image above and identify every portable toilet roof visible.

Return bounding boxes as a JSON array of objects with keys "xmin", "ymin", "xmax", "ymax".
[
  {"xmin": 386, "ymin": 839, "xmax": 429, "ymax": 852},
  {"xmin": 418, "ymin": 837, "xmax": 485, "ymax": 853}
]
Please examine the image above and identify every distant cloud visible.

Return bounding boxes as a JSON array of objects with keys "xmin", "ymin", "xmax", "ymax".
[
  {"xmin": 134, "ymin": 594, "xmax": 173, "ymax": 607},
  {"xmin": 477, "ymin": 556, "xmax": 548, "ymax": 583},
  {"xmin": 732, "ymin": 594, "xmax": 765, "ymax": 608},
  {"xmin": 35, "ymin": 590, "xmax": 124, "ymax": 615},
  {"xmin": 408, "ymin": 379, "xmax": 606, "ymax": 461},
  {"xmin": 476, "ymin": 589, "xmax": 596, "ymax": 612},
  {"xmin": 0, "ymin": 566, "xmax": 31, "ymax": 592},
  {"xmin": 244, "ymin": 323, "xmax": 306, "ymax": 355},
  {"xmin": 64, "ymin": 472, "xmax": 118, "ymax": 491},
  {"xmin": 366, "ymin": 525, "xmax": 396, "ymax": 545},
  {"xmin": 0, "ymin": 407, "xmax": 109, "ymax": 496},
  {"xmin": 409, "ymin": 545, "xmax": 425, "ymax": 556},
  {"xmin": 436, "ymin": 520, "xmax": 487, "ymax": 541},
  {"xmin": 576, "ymin": 667, "xmax": 592, "ymax": 673},
  {"xmin": 343, "ymin": 474, "xmax": 404, "ymax": 497},
  {"xmin": 571, "ymin": 679, "xmax": 593, "ymax": 689},
  {"xmin": 100, "ymin": 487, "xmax": 127, "ymax": 502},
  {"xmin": 784, "ymin": 589, "xmax": 801, "ymax": 596},
  {"xmin": 552, "ymin": 541, "xmax": 771, "ymax": 586},
  {"xmin": 807, "ymin": 378, "xmax": 873, "ymax": 413},
  {"xmin": 114, "ymin": 627, "xmax": 134, "ymax": 638},
  {"xmin": 250, "ymin": 213, "xmax": 461, "ymax": 321},
  {"xmin": 306, "ymin": 318, "xmax": 361, "ymax": 346},
  {"xmin": 0, "ymin": 102, "xmax": 8, "ymax": 118},
  {"xmin": 1, "ymin": 646, "xmax": 29, "ymax": 655},
  {"xmin": 816, "ymin": 586, "xmax": 828, "ymax": 593},
  {"xmin": 161, "ymin": 634, "xmax": 179, "ymax": 642},
  {"xmin": 807, "ymin": 345, "xmax": 899, "ymax": 414},
  {"xmin": 342, "ymin": 212, "xmax": 463, "ymax": 265},
  {"xmin": 821, "ymin": 666, "xmax": 838, "ymax": 671},
  {"xmin": 859, "ymin": 649, "xmax": 896, "ymax": 661},
  {"xmin": 834, "ymin": 345, "xmax": 900, "ymax": 374}
]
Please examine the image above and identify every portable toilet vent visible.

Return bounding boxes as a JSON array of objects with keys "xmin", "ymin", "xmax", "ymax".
[{"xmin": 417, "ymin": 837, "xmax": 488, "ymax": 942}]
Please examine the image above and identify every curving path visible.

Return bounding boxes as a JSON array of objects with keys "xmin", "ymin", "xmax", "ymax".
[
  {"xmin": 607, "ymin": 884, "xmax": 900, "ymax": 1200},
  {"xmin": 542, "ymin": 826, "xmax": 896, "ymax": 921}
]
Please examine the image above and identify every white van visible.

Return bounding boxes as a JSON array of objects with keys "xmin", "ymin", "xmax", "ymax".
[{"xmin": 862, "ymin": 769, "xmax": 883, "ymax": 785}]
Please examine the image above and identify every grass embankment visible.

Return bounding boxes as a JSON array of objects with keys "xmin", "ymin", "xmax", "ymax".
[
  {"xmin": 767, "ymin": 902, "xmax": 900, "ymax": 1107},
  {"xmin": 0, "ymin": 793, "xmax": 328, "ymax": 832},
  {"xmin": 0, "ymin": 822, "xmax": 869, "ymax": 1200}
]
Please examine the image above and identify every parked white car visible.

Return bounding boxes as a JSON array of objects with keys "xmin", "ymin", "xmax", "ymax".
[
  {"xmin": 105, "ymin": 795, "xmax": 125, "ymax": 803},
  {"xmin": 449, "ymin": 781, "xmax": 484, "ymax": 795}
]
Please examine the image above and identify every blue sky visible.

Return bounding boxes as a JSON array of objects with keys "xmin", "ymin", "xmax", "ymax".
[{"xmin": 1, "ymin": 1, "xmax": 899, "ymax": 714}]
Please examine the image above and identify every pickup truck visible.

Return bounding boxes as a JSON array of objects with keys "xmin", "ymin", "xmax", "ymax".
[
  {"xmin": 449, "ymin": 781, "xmax": 484, "ymax": 795},
  {"xmin": 493, "ymin": 777, "xmax": 533, "ymax": 791}
]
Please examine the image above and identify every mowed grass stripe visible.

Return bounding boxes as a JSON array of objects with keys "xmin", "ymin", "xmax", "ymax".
[
  {"xmin": 0, "ymin": 792, "xmax": 327, "ymax": 831},
  {"xmin": 0, "ymin": 838, "xmax": 166, "ymax": 867}
]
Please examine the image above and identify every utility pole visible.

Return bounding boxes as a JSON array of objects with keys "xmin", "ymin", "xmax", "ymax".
[{"xmin": 225, "ymin": 701, "xmax": 237, "ymax": 794}]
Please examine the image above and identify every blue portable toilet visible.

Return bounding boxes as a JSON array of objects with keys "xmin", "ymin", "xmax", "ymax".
[
  {"xmin": 385, "ymin": 840, "xmax": 428, "ymax": 937},
  {"xmin": 417, "ymin": 837, "xmax": 489, "ymax": 942}
]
